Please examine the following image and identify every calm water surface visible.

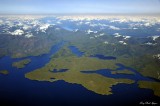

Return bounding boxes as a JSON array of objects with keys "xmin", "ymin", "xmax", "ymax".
[{"xmin": 0, "ymin": 43, "xmax": 159, "ymax": 106}]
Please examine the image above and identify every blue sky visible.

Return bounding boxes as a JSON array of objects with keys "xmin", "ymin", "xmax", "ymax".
[{"xmin": 0, "ymin": 0, "xmax": 160, "ymax": 14}]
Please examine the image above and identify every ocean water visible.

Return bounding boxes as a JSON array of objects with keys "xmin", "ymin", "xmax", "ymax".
[
  {"xmin": 90, "ymin": 54, "xmax": 116, "ymax": 60},
  {"xmin": 69, "ymin": 46, "xmax": 84, "ymax": 57},
  {"xmin": 0, "ymin": 43, "xmax": 159, "ymax": 106},
  {"xmin": 81, "ymin": 63, "xmax": 155, "ymax": 82}
]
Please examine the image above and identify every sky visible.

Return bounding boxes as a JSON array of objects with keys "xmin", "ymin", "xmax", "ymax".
[{"xmin": 0, "ymin": 0, "xmax": 160, "ymax": 14}]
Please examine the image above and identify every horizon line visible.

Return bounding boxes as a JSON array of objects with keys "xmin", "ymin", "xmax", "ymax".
[{"xmin": 0, "ymin": 13, "xmax": 160, "ymax": 16}]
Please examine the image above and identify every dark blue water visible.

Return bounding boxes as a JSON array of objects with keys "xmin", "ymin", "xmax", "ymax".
[
  {"xmin": 0, "ymin": 43, "xmax": 159, "ymax": 106},
  {"xmin": 81, "ymin": 64, "xmax": 155, "ymax": 82},
  {"xmin": 69, "ymin": 46, "xmax": 84, "ymax": 57},
  {"xmin": 90, "ymin": 54, "xmax": 116, "ymax": 60},
  {"xmin": 0, "ymin": 41, "xmax": 64, "ymax": 72}
]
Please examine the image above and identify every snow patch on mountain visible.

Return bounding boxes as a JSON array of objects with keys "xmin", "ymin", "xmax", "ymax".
[
  {"xmin": 40, "ymin": 24, "xmax": 50, "ymax": 30},
  {"xmin": 109, "ymin": 26, "xmax": 120, "ymax": 30},
  {"xmin": 104, "ymin": 41, "xmax": 109, "ymax": 44},
  {"xmin": 55, "ymin": 28, "xmax": 60, "ymax": 31},
  {"xmin": 145, "ymin": 42, "xmax": 157, "ymax": 46},
  {"xmin": 100, "ymin": 33, "xmax": 105, "ymax": 36},
  {"xmin": 74, "ymin": 29, "xmax": 79, "ymax": 32},
  {"xmin": 25, "ymin": 33, "xmax": 34, "ymax": 38},
  {"xmin": 153, "ymin": 54, "xmax": 160, "ymax": 60},
  {"xmin": 114, "ymin": 33, "xmax": 122, "ymax": 37},
  {"xmin": 123, "ymin": 36, "xmax": 131, "ymax": 39},
  {"xmin": 10, "ymin": 29, "xmax": 24, "ymax": 35},
  {"xmin": 87, "ymin": 29, "xmax": 94, "ymax": 34},
  {"xmin": 0, "ymin": 20, "xmax": 3, "ymax": 25},
  {"xmin": 23, "ymin": 25, "xmax": 32, "ymax": 30},
  {"xmin": 152, "ymin": 36, "xmax": 159, "ymax": 41},
  {"xmin": 119, "ymin": 41, "xmax": 127, "ymax": 45}
]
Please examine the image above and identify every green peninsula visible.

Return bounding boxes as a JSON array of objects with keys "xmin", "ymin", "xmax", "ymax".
[
  {"xmin": 0, "ymin": 70, "xmax": 9, "ymax": 75},
  {"xmin": 138, "ymin": 81, "xmax": 160, "ymax": 97},
  {"xmin": 12, "ymin": 59, "xmax": 31, "ymax": 68},
  {"xmin": 25, "ymin": 56, "xmax": 134, "ymax": 95}
]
